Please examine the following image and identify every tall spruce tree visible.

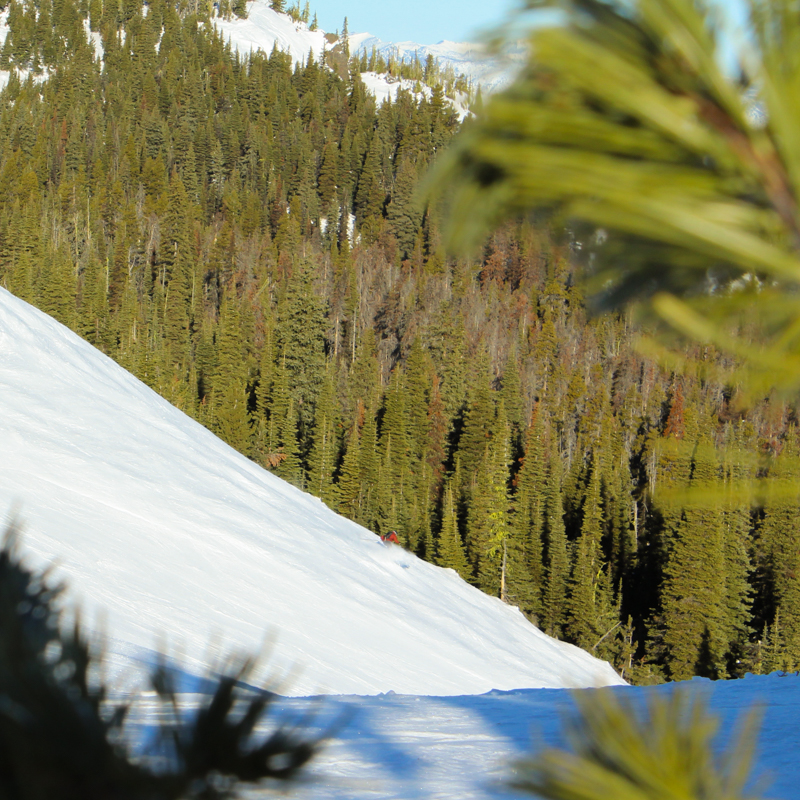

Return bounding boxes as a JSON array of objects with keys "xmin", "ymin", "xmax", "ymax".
[
  {"xmin": 543, "ymin": 450, "xmax": 569, "ymax": 637},
  {"xmin": 566, "ymin": 454, "xmax": 607, "ymax": 650},
  {"xmin": 308, "ymin": 366, "xmax": 340, "ymax": 507},
  {"xmin": 661, "ymin": 435, "xmax": 727, "ymax": 680},
  {"xmin": 507, "ymin": 410, "xmax": 546, "ymax": 620},
  {"xmin": 438, "ymin": 482, "xmax": 471, "ymax": 581}
]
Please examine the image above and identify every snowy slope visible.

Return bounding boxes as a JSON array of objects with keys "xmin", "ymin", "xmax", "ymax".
[
  {"xmin": 0, "ymin": 287, "xmax": 623, "ymax": 696},
  {"xmin": 213, "ymin": 2, "xmax": 327, "ymax": 65},
  {"xmin": 211, "ymin": 0, "xmax": 520, "ymax": 94},
  {"xmin": 291, "ymin": 674, "xmax": 800, "ymax": 798},
  {"xmin": 125, "ymin": 674, "xmax": 800, "ymax": 798},
  {"xmin": 349, "ymin": 33, "xmax": 525, "ymax": 94},
  {"xmin": 359, "ymin": 71, "xmax": 470, "ymax": 121},
  {"xmin": 0, "ymin": 0, "xmax": 518, "ymax": 97}
]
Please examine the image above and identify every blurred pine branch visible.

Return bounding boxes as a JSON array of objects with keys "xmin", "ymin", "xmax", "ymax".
[
  {"xmin": 512, "ymin": 689, "xmax": 762, "ymax": 800},
  {"xmin": 434, "ymin": 0, "xmax": 800, "ymax": 399}
]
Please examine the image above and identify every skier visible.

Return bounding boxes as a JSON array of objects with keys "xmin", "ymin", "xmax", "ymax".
[{"xmin": 380, "ymin": 531, "xmax": 400, "ymax": 545}]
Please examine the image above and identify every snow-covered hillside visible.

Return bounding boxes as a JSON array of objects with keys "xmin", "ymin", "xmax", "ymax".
[
  {"xmin": 348, "ymin": 33, "xmax": 524, "ymax": 94},
  {"xmin": 254, "ymin": 674, "xmax": 800, "ymax": 799},
  {"xmin": 212, "ymin": 0, "xmax": 519, "ymax": 97},
  {"xmin": 213, "ymin": 1, "xmax": 328, "ymax": 65},
  {"xmin": 0, "ymin": 287, "xmax": 623, "ymax": 696},
  {"xmin": 0, "ymin": 0, "xmax": 516, "ymax": 103}
]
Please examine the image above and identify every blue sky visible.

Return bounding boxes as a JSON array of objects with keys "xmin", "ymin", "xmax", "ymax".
[
  {"xmin": 305, "ymin": 0, "xmax": 751, "ymax": 49},
  {"xmin": 308, "ymin": 0, "xmax": 517, "ymax": 44}
]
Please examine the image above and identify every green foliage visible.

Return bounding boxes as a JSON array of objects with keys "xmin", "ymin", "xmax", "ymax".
[
  {"xmin": 566, "ymin": 456, "xmax": 616, "ymax": 652},
  {"xmin": 507, "ymin": 410, "xmax": 546, "ymax": 620},
  {"xmin": 11, "ymin": 0, "xmax": 800, "ymax": 683},
  {"xmin": 215, "ymin": 376, "xmax": 252, "ymax": 453},
  {"xmin": 438, "ymin": 483, "xmax": 471, "ymax": 580},
  {"xmin": 513, "ymin": 689, "xmax": 760, "ymax": 800},
  {"xmin": 543, "ymin": 451, "xmax": 569, "ymax": 638},
  {"xmin": 661, "ymin": 436, "xmax": 727, "ymax": 679},
  {"xmin": 386, "ymin": 155, "xmax": 421, "ymax": 260},
  {"xmin": 308, "ymin": 366, "xmax": 341, "ymax": 506},
  {"xmin": 435, "ymin": 0, "xmax": 800, "ymax": 399},
  {"xmin": 424, "ymin": 0, "xmax": 800, "ymax": 678}
]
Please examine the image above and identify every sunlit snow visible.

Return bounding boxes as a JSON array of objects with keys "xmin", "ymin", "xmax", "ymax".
[
  {"xmin": 213, "ymin": 2, "xmax": 327, "ymax": 65},
  {"xmin": 212, "ymin": 0, "xmax": 520, "ymax": 97},
  {"xmin": 0, "ymin": 287, "xmax": 622, "ymax": 697},
  {"xmin": 2, "ymin": 286, "xmax": 798, "ymax": 800}
]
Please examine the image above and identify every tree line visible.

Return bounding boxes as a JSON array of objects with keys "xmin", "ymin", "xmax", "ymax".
[{"xmin": 3, "ymin": 0, "xmax": 800, "ymax": 683}]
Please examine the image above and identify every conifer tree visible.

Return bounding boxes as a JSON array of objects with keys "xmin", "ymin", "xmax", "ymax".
[
  {"xmin": 719, "ymin": 427, "xmax": 754, "ymax": 674},
  {"xmin": 213, "ymin": 291, "xmax": 248, "ymax": 398},
  {"xmin": 472, "ymin": 400, "xmax": 512, "ymax": 597},
  {"xmin": 566, "ymin": 455, "xmax": 605, "ymax": 650},
  {"xmin": 457, "ymin": 360, "xmax": 494, "ymax": 490},
  {"xmin": 507, "ymin": 410, "xmax": 546, "ymax": 620},
  {"xmin": 662, "ymin": 435, "xmax": 727, "ymax": 680},
  {"xmin": 39, "ymin": 244, "xmax": 75, "ymax": 326},
  {"xmin": 425, "ymin": 375, "xmax": 448, "ymax": 501},
  {"xmin": 466, "ymin": 445, "xmax": 493, "ymax": 585},
  {"xmin": 354, "ymin": 135, "xmax": 384, "ymax": 222},
  {"xmin": 308, "ymin": 366, "xmax": 341, "ymax": 507},
  {"xmin": 275, "ymin": 396, "xmax": 303, "ymax": 487},
  {"xmin": 500, "ymin": 356, "xmax": 524, "ymax": 444},
  {"xmin": 386, "ymin": 155, "xmax": 420, "ymax": 260},
  {"xmin": 255, "ymin": 321, "xmax": 275, "ymax": 422},
  {"xmin": 379, "ymin": 366, "xmax": 411, "ymax": 517},
  {"xmin": 759, "ymin": 430, "xmax": 800, "ymax": 668},
  {"xmin": 337, "ymin": 421, "xmax": 362, "ymax": 519},
  {"xmin": 438, "ymin": 483, "xmax": 471, "ymax": 581},
  {"xmin": 215, "ymin": 377, "xmax": 252, "ymax": 453},
  {"xmin": 161, "ymin": 171, "xmax": 194, "ymax": 354},
  {"xmin": 276, "ymin": 260, "xmax": 327, "ymax": 431},
  {"xmin": 404, "ymin": 339, "xmax": 431, "ymax": 465},
  {"xmin": 357, "ymin": 401, "xmax": 380, "ymax": 528},
  {"xmin": 543, "ymin": 450, "xmax": 568, "ymax": 637},
  {"xmin": 317, "ymin": 139, "xmax": 340, "ymax": 211}
]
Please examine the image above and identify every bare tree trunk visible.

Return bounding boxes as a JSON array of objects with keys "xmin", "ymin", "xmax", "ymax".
[{"xmin": 333, "ymin": 315, "xmax": 339, "ymax": 357}]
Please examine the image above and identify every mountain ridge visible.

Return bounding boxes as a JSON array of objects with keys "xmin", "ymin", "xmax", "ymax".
[{"xmin": 212, "ymin": 0, "xmax": 519, "ymax": 99}]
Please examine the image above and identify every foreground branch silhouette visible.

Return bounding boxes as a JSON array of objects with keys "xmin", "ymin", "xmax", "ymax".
[{"xmin": 0, "ymin": 522, "xmax": 323, "ymax": 799}]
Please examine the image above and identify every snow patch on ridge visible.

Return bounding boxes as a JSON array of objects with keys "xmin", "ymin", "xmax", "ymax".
[
  {"xmin": 211, "ymin": 0, "xmax": 519, "ymax": 97},
  {"xmin": 359, "ymin": 71, "xmax": 470, "ymax": 120},
  {"xmin": 213, "ymin": 1, "xmax": 327, "ymax": 65},
  {"xmin": 348, "ymin": 32, "xmax": 526, "ymax": 94}
]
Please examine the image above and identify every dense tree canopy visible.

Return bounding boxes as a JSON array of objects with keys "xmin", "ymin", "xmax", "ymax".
[{"xmin": 4, "ymin": 0, "xmax": 800, "ymax": 683}]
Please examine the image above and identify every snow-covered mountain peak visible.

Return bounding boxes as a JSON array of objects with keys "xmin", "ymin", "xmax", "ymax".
[{"xmin": 0, "ymin": 287, "xmax": 624, "ymax": 696}]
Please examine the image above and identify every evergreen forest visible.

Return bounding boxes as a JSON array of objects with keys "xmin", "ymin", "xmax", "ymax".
[{"xmin": 3, "ymin": 0, "xmax": 800, "ymax": 685}]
